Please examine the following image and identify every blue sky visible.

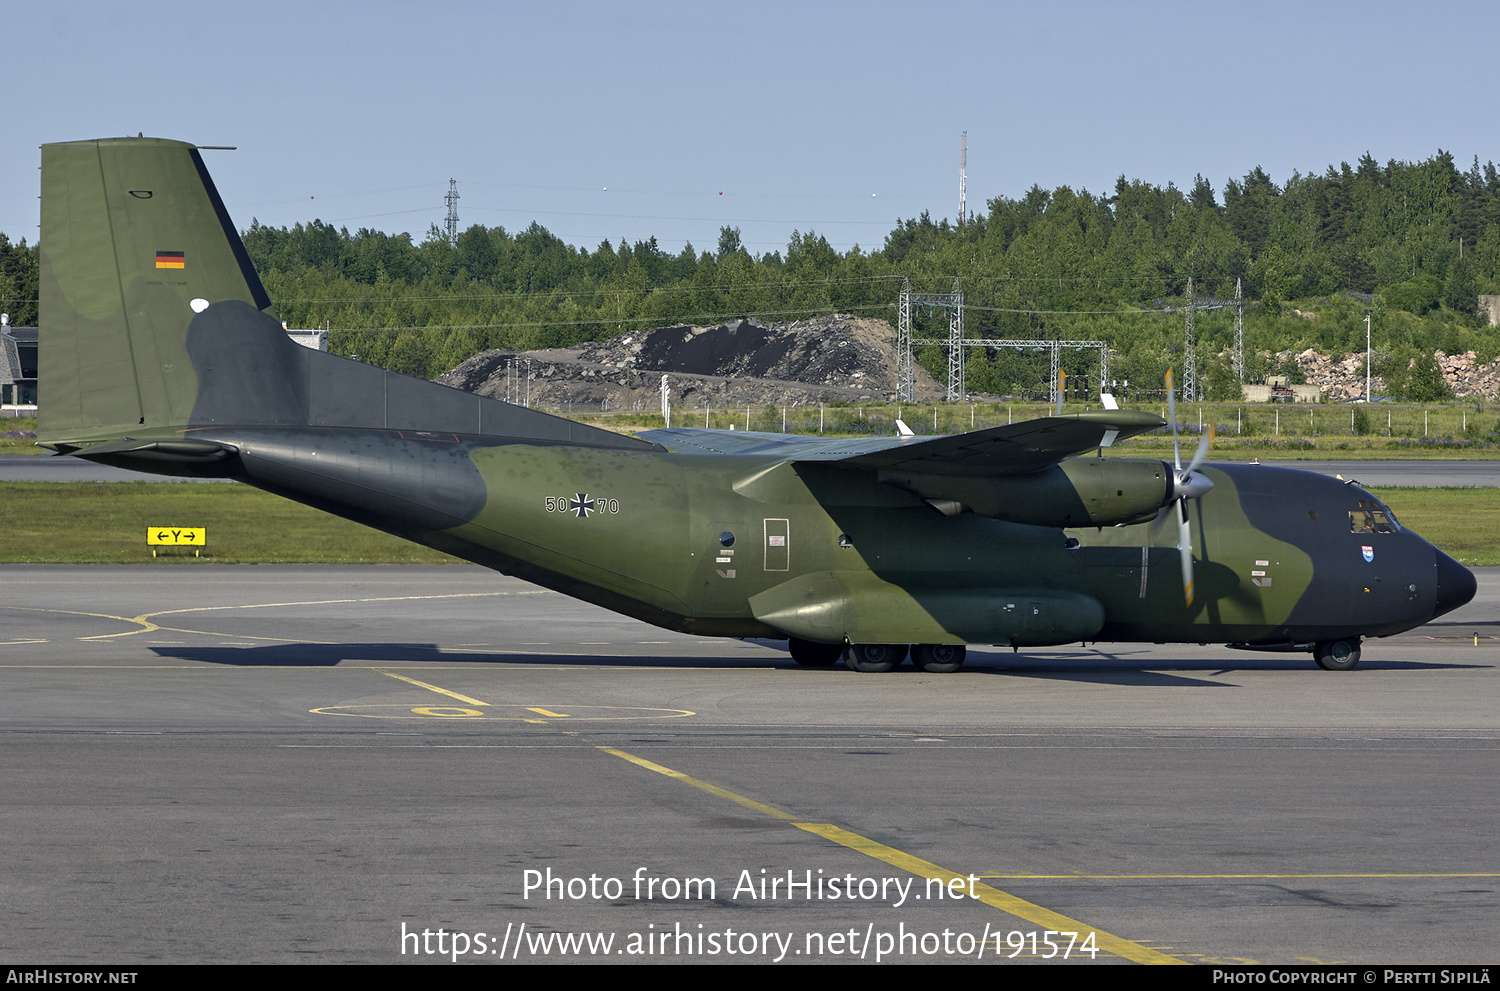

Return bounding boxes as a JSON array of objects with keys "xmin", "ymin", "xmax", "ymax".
[{"xmin": 5, "ymin": 1, "xmax": 1493, "ymax": 256}]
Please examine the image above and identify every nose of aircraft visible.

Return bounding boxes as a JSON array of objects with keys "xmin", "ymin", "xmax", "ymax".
[{"xmin": 1434, "ymin": 548, "xmax": 1477, "ymax": 619}]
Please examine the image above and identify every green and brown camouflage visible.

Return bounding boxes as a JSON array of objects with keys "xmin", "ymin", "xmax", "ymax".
[{"xmin": 37, "ymin": 138, "xmax": 1476, "ymax": 672}]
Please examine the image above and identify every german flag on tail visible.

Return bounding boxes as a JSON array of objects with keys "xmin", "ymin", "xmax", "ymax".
[{"xmin": 155, "ymin": 250, "xmax": 185, "ymax": 269}]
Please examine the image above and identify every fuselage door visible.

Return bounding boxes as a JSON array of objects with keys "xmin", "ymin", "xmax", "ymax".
[
  {"xmin": 686, "ymin": 521, "xmax": 748, "ymax": 617},
  {"xmin": 764, "ymin": 518, "xmax": 789, "ymax": 572}
]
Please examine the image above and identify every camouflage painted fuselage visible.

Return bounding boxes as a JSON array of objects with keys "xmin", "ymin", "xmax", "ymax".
[{"xmin": 84, "ymin": 421, "xmax": 1471, "ymax": 650}]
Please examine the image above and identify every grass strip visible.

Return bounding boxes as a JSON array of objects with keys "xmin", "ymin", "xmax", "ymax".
[
  {"xmin": 0, "ymin": 482, "xmax": 458, "ymax": 564},
  {"xmin": 1367, "ymin": 486, "xmax": 1500, "ymax": 566}
]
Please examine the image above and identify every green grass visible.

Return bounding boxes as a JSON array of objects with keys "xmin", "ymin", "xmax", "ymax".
[
  {"xmin": 0, "ymin": 482, "xmax": 459, "ymax": 564},
  {"xmin": 1118, "ymin": 438, "xmax": 1500, "ymax": 460},
  {"xmin": 0, "ymin": 480, "xmax": 1492, "ymax": 567},
  {"xmin": 1366, "ymin": 487, "xmax": 1500, "ymax": 567},
  {"xmin": 0, "ymin": 416, "xmax": 41, "ymax": 454}
]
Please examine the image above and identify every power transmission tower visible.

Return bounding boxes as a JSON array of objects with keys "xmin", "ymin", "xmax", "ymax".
[
  {"xmin": 1233, "ymin": 276, "xmax": 1245, "ymax": 382},
  {"xmin": 444, "ymin": 178, "xmax": 460, "ymax": 245},
  {"xmin": 897, "ymin": 278, "xmax": 965, "ymax": 401},
  {"xmin": 946, "ymin": 277, "xmax": 965, "ymax": 400},
  {"xmin": 1182, "ymin": 276, "xmax": 1199, "ymax": 401},
  {"xmin": 897, "ymin": 277, "xmax": 914, "ymax": 401},
  {"xmin": 958, "ymin": 132, "xmax": 967, "ymax": 226},
  {"xmin": 1050, "ymin": 344, "xmax": 1062, "ymax": 409}
]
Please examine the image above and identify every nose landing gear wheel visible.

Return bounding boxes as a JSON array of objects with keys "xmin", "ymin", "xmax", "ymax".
[
  {"xmin": 912, "ymin": 643, "xmax": 966, "ymax": 673},
  {"xmin": 1314, "ymin": 638, "xmax": 1361, "ymax": 671},
  {"xmin": 843, "ymin": 643, "xmax": 909, "ymax": 673}
]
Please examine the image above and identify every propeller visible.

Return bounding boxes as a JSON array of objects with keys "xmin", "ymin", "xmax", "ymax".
[{"xmin": 1155, "ymin": 368, "xmax": 1214, "ymax": 607}]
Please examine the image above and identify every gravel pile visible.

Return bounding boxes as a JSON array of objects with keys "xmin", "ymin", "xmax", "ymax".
[
  {"xmin": 438, "ymin": 315, "xmax": 944, "ymax": 410},
  {"xmin": 1289, "ymin": 347, "xmax": 1500, "ymax": 401}
]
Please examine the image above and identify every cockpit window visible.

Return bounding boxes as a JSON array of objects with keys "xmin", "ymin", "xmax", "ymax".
[
  {"xmin": 1375, "ymin": 500, "xmax": 1402, "ymax": 530},
  {"xmin": 1349, "ymin": 509, "xmax": 1397, "ymax": 534},
  {"xmin": 1348, "ymin": 496, "xmax": 1401, "ymax": 534}
]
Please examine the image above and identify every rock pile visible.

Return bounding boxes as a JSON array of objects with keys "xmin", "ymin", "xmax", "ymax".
[
  {"xmin": 1289, "ymin": 349, "xmax": 1384, "ymax": 400},
  {"xmin": 1287, "ymin": 348, "xmax": 1500, "ymax": 401},
  {"xmin": 438, "ymin": 315, "xmax": 945, "ymax": 410},
  {"xmin": 1435, "ymin": 351, "xmax": 1500, "ymax": 399}
]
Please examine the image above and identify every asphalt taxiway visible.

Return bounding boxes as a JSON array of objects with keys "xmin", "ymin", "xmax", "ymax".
[{"xmin": 1, "ymin": 564, "xmax": 1496, "ymax": 965}]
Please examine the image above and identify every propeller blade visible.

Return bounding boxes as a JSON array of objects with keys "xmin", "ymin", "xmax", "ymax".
[
  {"xmin": 1148, "ymin": 497, "xmax": 1197, "ymax": 606},
  {"xmin": 1164, "ymin": 368, "xmax": 1181, "ymax": 470},
  {"xmin": 1158, "ymin": 376, "xmax": 1209, "ymax": 607},
  {"xmin": 1179, "ymin": 423, "xmax": 1215, "ymax": 606},
  {"xmin": 1187, "ymin": 423, "xmax": 1213, "ymax": 473},
  {"xmin": 1149, "ymin": 372, "xmax": 1210, "ymax": 605},
  {"xmin": 1178, "ymin": 500, "xmax": 1195, "ymax": 607}
]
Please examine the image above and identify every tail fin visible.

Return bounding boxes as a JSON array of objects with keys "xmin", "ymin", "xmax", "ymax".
[
  {"xmin": 38, "ymin": 137, "xmax": 651, "ymax": 453},
  {"xmin": 39, "ymin": 138, "xmax": 272, "ymax": 444}
]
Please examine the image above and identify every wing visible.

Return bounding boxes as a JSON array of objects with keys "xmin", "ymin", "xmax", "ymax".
[
  {"xmin": 643, "ymin": 410, "xmax": 1164, "ymax": 476},
  {"xmin": 641, "ymin": 427, "xmax": 924, "ymax": 460}
]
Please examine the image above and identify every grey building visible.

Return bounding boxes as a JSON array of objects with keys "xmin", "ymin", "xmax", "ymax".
[
  {"xmin": 1, "ymin": 318, "xmax": 37, "ymax": 406},
  {"xmin": 0, "ymin": 321, "xmax": 322, "ymax": 409}
]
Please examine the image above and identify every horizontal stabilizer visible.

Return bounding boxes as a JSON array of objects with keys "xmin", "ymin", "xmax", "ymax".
[
  {"xmin": 56, "ymin": 435, "xmax": 237, "ymax": 477},
  {"xmin": 62, "ymin": 437, "xmax": 232, "ymax": 458}
]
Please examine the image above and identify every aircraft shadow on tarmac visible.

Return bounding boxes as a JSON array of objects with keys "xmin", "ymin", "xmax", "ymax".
[
  {"xmin": 980, "ymin": 658, "xmax": 1490, "ymax": 686},
  {"xmin": 145, "ymin": 642, "xmax": 1489, "ymax": 679},
  {"xmin": 147, "ymin": 642, "xmax": 793, "ymax": 669}
]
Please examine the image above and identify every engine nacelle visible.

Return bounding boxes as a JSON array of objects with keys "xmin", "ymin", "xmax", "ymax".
[{"xmin": 880, "ymin": 458, "xmax": 1173, "ymax": 528}]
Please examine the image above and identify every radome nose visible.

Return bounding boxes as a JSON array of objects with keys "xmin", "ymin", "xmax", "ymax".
[{"xmin": 1434, "ymin": 548, "xmax": 1477, "ymax": 618}]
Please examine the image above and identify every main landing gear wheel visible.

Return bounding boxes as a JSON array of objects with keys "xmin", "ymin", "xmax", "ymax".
[
  {"xmin": 843, "ymin": 643, "xmax": 909, "ymax": 673},
  {"xmin": 911, "ymin": 643, "xmax": 967, "ymax": 673},
  {"xmin": 1314, "ymin": 638, "xmax": 1361, "ymax": 671},
  {"xmin": 789, "ymin": 638, "xmax": 842, "ymax": 667}
]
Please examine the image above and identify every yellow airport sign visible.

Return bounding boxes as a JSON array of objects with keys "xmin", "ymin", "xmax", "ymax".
[{"xmin": 148, "ymin": 526, "xmax": 206, "ymax": 557}]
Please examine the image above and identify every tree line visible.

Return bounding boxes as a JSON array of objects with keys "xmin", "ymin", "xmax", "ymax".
[{"xmin": 4, "ymin": 149, "xmax": 1500, "ymax": 400}]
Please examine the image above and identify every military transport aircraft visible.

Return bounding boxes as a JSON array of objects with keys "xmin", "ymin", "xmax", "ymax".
[{"xmin": 36, "ymin": 138, "xmax": 1476, "ymax": 672}]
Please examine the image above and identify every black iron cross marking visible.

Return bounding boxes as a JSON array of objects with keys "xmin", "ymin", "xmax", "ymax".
[{"xmin": 570, "ymin": 494, "xmax": 595, "ymax": 518}]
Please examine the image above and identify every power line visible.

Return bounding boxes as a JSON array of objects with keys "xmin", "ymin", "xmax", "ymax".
[
  {"xmin": 270, "ymin": 274, "xmax": 905, "ymax": 306},
  {"xmin": 324, "ymin": 302, "xmax": 894, "ymax": 334},
  {"xmin": 462, "ymin": 205, "xmax": 903, "ymax": 227},
  {"xmin": 457, "ymin": 180, "xmax": 937, "ymax": 202},
  {"xmin": 964, "ymin": 304, "xmax": 1192, "ymax": 315}
]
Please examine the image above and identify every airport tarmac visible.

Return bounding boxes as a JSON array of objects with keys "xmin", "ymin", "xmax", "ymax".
[
  {"xmin": 0, "ymin": 453, "xmax": 230, "ymax": 482},
  {"xmin": 1256, "ymin": 459, "xmax": 1500, "ymax": 487},
  {"xmin": 1, "ymin": 564, "xmax": 1496, "ymax": 965}
]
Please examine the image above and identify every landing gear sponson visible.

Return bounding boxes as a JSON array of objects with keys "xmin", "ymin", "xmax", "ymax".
[
  {"xmin": 786, "ymin": 640, "xmax": 971, "ymax": 673},
  {"xmin": 822, "ymin": 638, "xmax": 1363, "ymax": 673},
  {"xmin": 1230, "ymin": 636, "xmax": 1365, "ymax": 671}
]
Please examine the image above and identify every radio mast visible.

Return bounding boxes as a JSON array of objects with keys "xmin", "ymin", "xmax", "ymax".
[
  {"xmin": 958, "ymin": 132, "xmax": 968, "ymax": 225},
  {"xmin": 444, "ymin": 179, "xmax": 460, "ymax": 245}
]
